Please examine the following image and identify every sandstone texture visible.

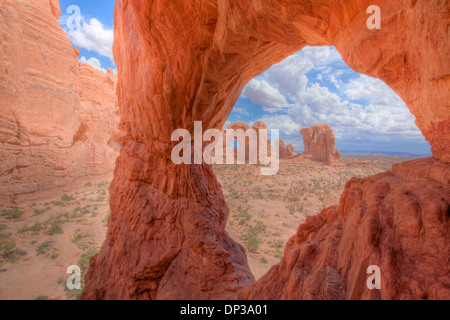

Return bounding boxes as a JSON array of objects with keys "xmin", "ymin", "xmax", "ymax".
[
  {"xmin": 0, "ymin": 0, "xmax": 120, "ymax": 201},
  {"xmin": 243, "ymin": 157, "xmax": 450, "ymax": 299},
  {"xmin": 81, "ymin": 0, "xmax": 450, "ymax": 300},
  {"xmin": 301, "ymin": 124, "xmax": 341, "ymax": 165}
]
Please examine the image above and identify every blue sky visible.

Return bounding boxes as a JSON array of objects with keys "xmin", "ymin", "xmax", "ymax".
[{"xmin": 57, "ymin": 1, "xmax": 431, "ymax": 155}]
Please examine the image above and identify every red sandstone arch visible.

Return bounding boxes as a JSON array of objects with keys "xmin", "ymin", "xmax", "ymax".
[{"xmin": 80, "ymin": 0, "xmax": 450, "ymax": 300}]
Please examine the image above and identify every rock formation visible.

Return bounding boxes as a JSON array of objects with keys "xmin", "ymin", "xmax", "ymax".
[
  {"xmin": 81, "ymin": 0, "xmax": 450, "ymax": 300},
  {"xmin": 243, "ymin": 157, "xmax": 450, "ymax": 299},
  {"xmin": 219, "ymin": 120, "xmax": 273, "ymax": 163},
  {"xmin": 252, "ymin": 121, "xmax": 272, "ymax": 162},
  {"xmin": 301, "ymin": 124, "xmax": 341, "ymax": 165},
  {"xmin": 287, "ymin": 144, "xmax": 294, "ymax": 155},
  {"xmin": 0, "ymin": 0, "xmax": 120, "ymax": 201},
  {"xmin": 278, "ymin": 139, "xmax": 294, "ymax": 159},
  {"xmin": 227, "ymin": 121, "xmax": 251, "ymax": 163}
]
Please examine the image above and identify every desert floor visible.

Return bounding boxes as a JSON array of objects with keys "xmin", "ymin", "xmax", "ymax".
[{"xmin": 0, "ymin": 154, "xmax": 415, "ymax": 299}]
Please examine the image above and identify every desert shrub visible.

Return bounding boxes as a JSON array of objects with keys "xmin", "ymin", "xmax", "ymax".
[
  {"xmin": 0, "ymin": 242, "xmax": 27, "ymax": 263},
  {"xmin": 238, "ymin": 209, "xmax": 252, "ymax": 221},
  {"xmin": 247, "ymin": 234, "xmax": 259, "ymax": 253},
  {"xmin": 273, "ymin": 240, "xmax": 284, "ymax": 249},
  {"xmin": 0, "ymin": 225, "xmax": 7, "ymax": 231},
  {"xmin": 1, "ymin": 207, "xmax": 24, "ymax": 219},
  {"xmin": 253, "ymin": 221, "xmax": 266, "ymax": 233},
  {"xmin": 89, "ymin": 196, "xmax": 105, "ymax": 203},
  {"xmin": 36, "ymin": 240, "xmax": 53, "ymax": 255},
  {"xmin": 260, "ymin": 257, "xmax": 268, "ymax": 264},
  {"xmin": 34, "ymin": 208, "xmax": 47, "ymax": 215},
  {"xmin": 61, "ymin": 194, "xmax": 74, "ymax": 202},
  {"xmin": 51, "ymin": 252, "xmax": 60, "ymax": 260},
  {"xmin": 46, "ymin": 220, "xmax": 64, "ymax": 235},
  {"xmin": 71, "ymin": 232, "xmax": 88, "ymax": 250}
]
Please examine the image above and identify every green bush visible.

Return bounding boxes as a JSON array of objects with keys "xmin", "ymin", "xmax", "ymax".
[
  {"xmin": 36, "ymin": 240, "xmax": 53, "ymax": 255},
  {"xmin": 1, "ymin": 207, "xmax": 24, "ymax": 219},
  {"xmin": 46, "ymin": 221, "xmax": 64, "ymax": 235},
  {"xmin": 247, "ymin": 234, "xmax": 259, "ymax": 253},
  {"xmin": 273, "ymin": 240, "xmax": 284, "ymax": 249},
  {"xmin": 61, "ymin": 194, "xmax": 74, "ymax": 202},
  {"xmin": 0, "ymin": 242, "xmax": 27, "ymax": 263},
  {"xmin": 34, "ymin": 208, "xmax": 47, "ymax": 215}
]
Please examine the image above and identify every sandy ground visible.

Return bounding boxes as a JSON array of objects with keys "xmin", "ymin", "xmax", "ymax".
[
  {"xmin": 0, "ymin": 178, "xmax": 111, "ymax": 300},
  {"xmin": 0, "ymin": 154, "xmax": 413, "ymax": 299},
  {"xmin": 214, "ymin": 154, "xmax": 414, "ymax": 279}
]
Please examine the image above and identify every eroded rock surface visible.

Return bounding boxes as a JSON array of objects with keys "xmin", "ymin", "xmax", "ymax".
[
  {"xmin": 82, "ymin": 0, "xmax": 450, "ymax": 300},
  {"xmin": 243, "ymin": 157, "xmax": 450, "ymax": 300},
  {"xmin": 0, "ymin": 0, "xmax": 120, "ymax": 201},
  {"xmin": 301, "ymin": 124, "xmax": 341, "ymax": 165}
]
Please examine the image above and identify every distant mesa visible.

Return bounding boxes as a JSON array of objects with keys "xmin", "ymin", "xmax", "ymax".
[{"xmin": 300, "ymin": 124, "xmax": 341, "ymax": 165}]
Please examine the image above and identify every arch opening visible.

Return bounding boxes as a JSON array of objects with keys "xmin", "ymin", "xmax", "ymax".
[
  {"xmin": 214, "ymin": 45, "xmax": 431, "ymax": 279},
  {"xmin": 80, "ymin": 0, "xmax": 450, "ymax": 300}
]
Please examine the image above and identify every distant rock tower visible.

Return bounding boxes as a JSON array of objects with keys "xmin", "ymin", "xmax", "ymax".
[
  {"xmin": 277, "ymin": 139, "xmax": 294, "ymax": 158},
  {"xmin": 300, "ymin": 124, "xmax": 341, "ymax": 165}
]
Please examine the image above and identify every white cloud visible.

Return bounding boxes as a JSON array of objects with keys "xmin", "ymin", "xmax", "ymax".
[
  {"xmin": 232, "ymin": 107, "xmax": 250, "ymax": 117},
  {"xmin": 238, "ymin": 46, "xmax": 426, "ymax": 149},
  {"xmin": 242, "ymin": 79, "xmax": 288, "ymax": 113},
  {"xmin": 79, "ymin": 56, "xmax": 107, "ymax": 73},
  {"xmin": 261, "ymin": 115, "xmax": 302, "ymax": 136},
  {"xmin": 62, "ymin": 16, "xmax": 114, "ymax": 60}
]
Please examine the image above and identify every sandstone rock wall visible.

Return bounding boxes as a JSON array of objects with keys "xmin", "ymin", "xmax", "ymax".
[
  {"xmin": 243, "ymin": 157, "xmax": 450, "ymax": 300},
  {"xmin": 0, "ymin": 0, "xmax": 120, "ymax": 201},
  {"xmin": 82, "ymin": 0, "xmax": 449, "ymax": 300},
  {"xmin": 301, "ymin": 124, "xmax": 341, "ymax": 165}
]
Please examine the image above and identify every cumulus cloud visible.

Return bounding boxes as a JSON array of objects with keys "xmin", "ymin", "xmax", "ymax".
[
  {"xmin": 238, "ymin": 46, "xmax": 426, "ymax": 150},
  {"xmin": 79, "ymin": 56, "xmax": 107, "ymax": 73},
  {"xmin": 61, "ymin": 15, "xmax": 114, "ymax": 60},
  {"xmin": 261, "ymin": 115, "xmax": 302, "ymax": 136},
  {"xmin": 242, "ymin": 79, "xmax": 288, "ymax": 113}
]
